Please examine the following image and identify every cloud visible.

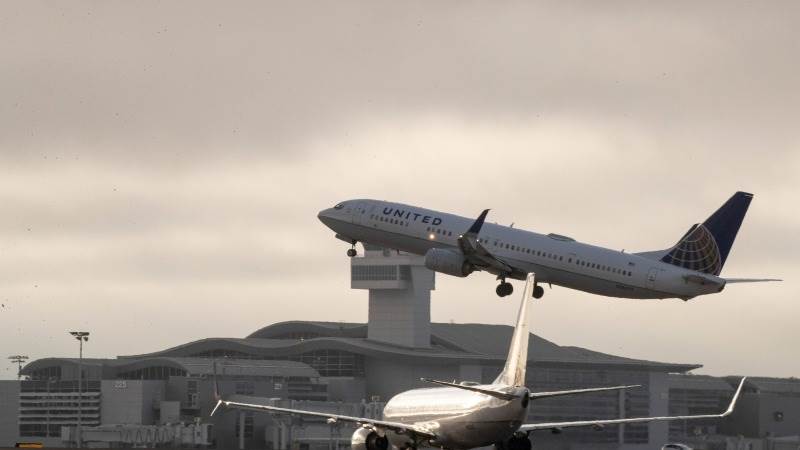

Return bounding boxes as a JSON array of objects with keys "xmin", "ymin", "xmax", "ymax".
[
  {"xmin": 0, "ymin": 1, "xmax": 798, "ymax": 164},
  {"xmin": 1, "ymin": 1, "xmax": 798, "ymax": 378}
]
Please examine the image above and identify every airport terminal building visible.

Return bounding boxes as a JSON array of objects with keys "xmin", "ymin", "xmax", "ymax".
[{"xmin": 1, "ymin": 250, "xmax": 798, "ymax": 449}]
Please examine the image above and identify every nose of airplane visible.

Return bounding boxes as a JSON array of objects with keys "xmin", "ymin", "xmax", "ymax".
[{"xmin": 317, "ymin": 208, "xmax": 336, "ymax": 229}]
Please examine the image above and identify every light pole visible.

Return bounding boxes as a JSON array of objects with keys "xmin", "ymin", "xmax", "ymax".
[
  {"xmin": 69, "ymin": 331, "xmax": 89, "ymax": 448},
  {"xmin": 8, "ymin": 355, "xmax": 28, "ymax": 380}
]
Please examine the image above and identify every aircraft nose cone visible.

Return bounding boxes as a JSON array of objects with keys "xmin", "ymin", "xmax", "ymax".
[{"xmin": 317, "ymin": 208, "xmax": 335, "ymax": 228}]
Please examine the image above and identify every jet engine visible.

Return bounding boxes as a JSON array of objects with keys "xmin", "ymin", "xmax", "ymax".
[
  {"xmin": 424, "ymin": 248, "xmax": 474, "ymax": 277},
  {"xmin": 351, "ymin": 426, "xmax": 389, "ymax": 450}
]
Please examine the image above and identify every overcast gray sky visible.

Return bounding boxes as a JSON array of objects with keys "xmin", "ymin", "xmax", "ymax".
[{"xmin": 1, "ymin": 1, "xmax": 798, "ymax": 379}]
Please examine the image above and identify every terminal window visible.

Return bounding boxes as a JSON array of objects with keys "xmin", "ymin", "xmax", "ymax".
[{"xmin": 352, "ymin": 265, "xmax": 398, "ymax": 281}]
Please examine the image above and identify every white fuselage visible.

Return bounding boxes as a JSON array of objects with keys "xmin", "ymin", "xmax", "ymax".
[
  {"xmin": 318, "ymin": 199, "xmax": 727, "ymax": 300},
  {"xmin": 383, "ymin": 385, "xmax": 529, "ymax": 450}
]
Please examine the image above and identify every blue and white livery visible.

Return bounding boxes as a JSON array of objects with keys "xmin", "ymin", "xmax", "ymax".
[{"xmin": 318, "ymin": 192, "xmax": 779, "ymax": 300}]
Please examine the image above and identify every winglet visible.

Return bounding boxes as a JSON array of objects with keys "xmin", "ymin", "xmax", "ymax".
[
  {"xmin": 466, "ymin": 209, "xmax": 490, "ymax": 235},
  {"xmin": 723, "ymin": 377, "xmax": 746, "ymax": 417},
  {"xmin": 210, "ymin": 399, "xmax": 225, "ymax": 417}
]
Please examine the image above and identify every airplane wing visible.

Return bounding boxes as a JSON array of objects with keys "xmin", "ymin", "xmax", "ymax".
[
  {"xmin": 211, "ymin": 396, "xmax": 436, "ymax": 439},
  {"xmin": 519, "ymin": 377, "xmax": 745, "ymax": 433},
  {"xmin": 457, "ymin": 209, "xmax": 519, "ymax": 277},
  {"xmin": 529, "ymin": 384, "xmax": 641, "ymax": 400},
  {"xmin": 724, "ymin": 278, "xmax": 782, "ymax": 283}
]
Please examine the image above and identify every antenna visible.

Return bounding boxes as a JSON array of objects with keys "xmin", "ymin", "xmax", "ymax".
[{"xmin": 8, "ymin": 355, "xmax": 28, "ymax": 380}]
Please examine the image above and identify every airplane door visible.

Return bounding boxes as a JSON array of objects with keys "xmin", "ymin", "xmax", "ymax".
[
  {"xmin": 646, "ymin": 267, "xmax": 658, "ymax": 289},
  {"xmin": 352, "ymin": 202, "xmax": 367, "ymax": 225}
]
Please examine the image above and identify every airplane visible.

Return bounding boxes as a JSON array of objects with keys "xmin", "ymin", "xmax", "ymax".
[
  {"xmin": 318, "ymin": 191, "xmax": 779, "ymax": 299},
  {"xmin": 212, "ymin": 274, "xmax": 746, "ymax": 450}
]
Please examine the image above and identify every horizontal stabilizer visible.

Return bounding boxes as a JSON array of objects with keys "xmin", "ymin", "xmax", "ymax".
[
  {"xmin": 725, "ymin": 278, "xmax": 782, "ymax": 283},
  {"xmin": 530, "ymin": 384, "xmax": 641, "ymax": 400},
  {"xmin": 419, "ymin": 378, "xmax": 516, "ymax": 401}
]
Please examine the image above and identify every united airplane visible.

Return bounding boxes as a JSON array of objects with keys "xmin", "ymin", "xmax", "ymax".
[
  {"xmin": 318, "ymin": 192, "xmax": 779, "ymax": 299},
  {"xmin": 212, "ymin": 274, "xmax": 746, "ymax": 450}
]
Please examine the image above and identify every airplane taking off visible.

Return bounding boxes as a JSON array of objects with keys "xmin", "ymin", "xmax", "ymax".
[
  {"xmin": 318, "ymin": 192, "xmax": 779, "ymax": 299},
  {"xmin": 212, "ymin": 274, "xmax": 746, "ymax": 450}
]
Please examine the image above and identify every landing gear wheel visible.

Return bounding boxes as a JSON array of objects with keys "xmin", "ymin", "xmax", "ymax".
[
  {"xmin": 532, "ymin": 285, "xmax": 544, "ymax": 299},
  {"xmin": 496, "ymin": 282, "xmax": 513, "ymax": 297},
  {"xmin": 346, "ymin": 248, "xmax": 357, "ymax": 257}
]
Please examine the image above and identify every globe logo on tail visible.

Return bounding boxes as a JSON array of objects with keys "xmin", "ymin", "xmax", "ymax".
[{"xmin": 660, "ymin": 224, "xmax": 723, "ymax": 275}]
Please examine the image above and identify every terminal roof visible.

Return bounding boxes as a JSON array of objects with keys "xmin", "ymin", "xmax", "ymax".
[{"xmin": 123, "ymin": 320, "xmax": 701, "ymax": 373}]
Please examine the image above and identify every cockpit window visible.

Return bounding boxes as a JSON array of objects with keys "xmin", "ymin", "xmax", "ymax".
[{"xmin": 333, "ymin": 203, "xmax": 345, "ymax": 210}]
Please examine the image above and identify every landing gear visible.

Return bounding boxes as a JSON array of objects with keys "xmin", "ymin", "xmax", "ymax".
[
  {"xmin": 532, "ymin": 285, "xmax": 544, "ymax": 299},
  {"xmin": 346, "ymin": 241, "xmax": 357, "ymax": 257},
  {"xmin": 496, "ymin": 278, "xmax": 514, "ymax": 297},
  {"xmin": 495, "ymin": 433, "xmax": 532, "ymax": 450}
]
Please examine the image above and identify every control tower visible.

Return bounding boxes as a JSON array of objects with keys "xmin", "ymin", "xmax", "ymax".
[{"xmin": 350, "ymin": 245, "xmax": 435, "ymax": 348}]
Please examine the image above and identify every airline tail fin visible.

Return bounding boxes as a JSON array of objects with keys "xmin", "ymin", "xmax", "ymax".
[
  {"xmin": 653, "ymin": 192, "xmax": 753, "ymax": 275},
  {"xmin": 493, "ymin": 273, "xmax": 536, "ymax": 387}
]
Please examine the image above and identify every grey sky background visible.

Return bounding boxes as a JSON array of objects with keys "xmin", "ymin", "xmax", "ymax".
[{"xmin": 1, "ymin": 1, "xmax": 798, "ymax": 379}]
